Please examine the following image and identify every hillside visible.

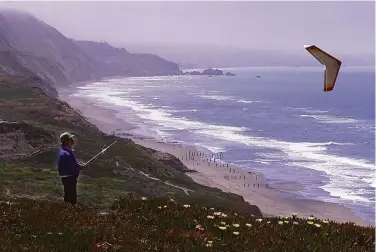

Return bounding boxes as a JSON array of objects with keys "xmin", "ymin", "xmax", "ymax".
[
  {"xmin": 0, "ymin": 78, "xmax": 260, "ymax": 215},
  {"xmin": 0, "ymin": 10, "xmax": 97, "ymax": 86},
  {"xmin": 74, "ymin": 40, "xmax": 180, "ymax": 77},
  {"xmin": 0, "ymin": 9, "xmax": 180, "ymax": 96},
  {"xmin": 0, "ymin": 198, "xmax": 374, "ymax": 251}
]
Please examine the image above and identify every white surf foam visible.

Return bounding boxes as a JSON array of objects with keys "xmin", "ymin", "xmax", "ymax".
[
  {"xmin": 199, "ymin": 95, "xmax": 234, "ymax": 101},
  {"xmin": 76, "ymin": 81, "xmax": 376, "ymax": 206},
  {"xmin": 237, "ymin": 100, "xmax": 262, "ymax": 104},
  {"xmin": 194, "ymin": 144, "xmax": 226, "ymax": 154},
  {"xmin": 300, "ymin": 114, "xmax": 359, "ymax": 124},
  {"xmin": 287, "ymin": 107, "xmax": 329, "ymax": 114}
]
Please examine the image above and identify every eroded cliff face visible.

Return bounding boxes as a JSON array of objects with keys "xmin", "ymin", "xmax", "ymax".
[
  {"xmin": 74, "ymin": 40, "xmax": 180, "ymax": 77},
  {"xmin": 0, "ymin": 9, "xmax": 180, "ymax": 97}
]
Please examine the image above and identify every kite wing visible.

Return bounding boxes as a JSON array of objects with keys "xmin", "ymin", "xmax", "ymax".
[{"xmin": 304, "ymin": 45, "xmax": 342, "ymax": 92}]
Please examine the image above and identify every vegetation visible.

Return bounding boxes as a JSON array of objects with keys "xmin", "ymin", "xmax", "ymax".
[
  {"xmin": 0, "ymin": 197, "xmax": 374, "ymax": 251},
  {"xmin": 0, "ymin": 82, "xmax": 260, "ymax": 214}
]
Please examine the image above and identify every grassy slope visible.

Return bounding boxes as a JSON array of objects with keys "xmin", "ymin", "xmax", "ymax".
[
  {"xmin": 0, "ymin": 79, "xmax": 261, "ymax": 215},
  {"xmin": 0, "ymin": 198, "xmax": 374, "ymax": 251}
]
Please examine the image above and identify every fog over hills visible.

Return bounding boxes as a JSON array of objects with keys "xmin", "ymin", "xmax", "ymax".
[{"xmin": 0, "ymin": 8, "xmax": 179, "ymax": 96}]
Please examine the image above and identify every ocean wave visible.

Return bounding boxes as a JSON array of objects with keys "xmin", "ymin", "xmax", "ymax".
[
  {"xmin": 298, "ymin": 113, "xmax": 374, "ymax": 133},
  {"xmin": 300, "ymin": 114, "xmax": 359, "ymax": 124},
  {"xmin": 175, "ymin": 109, "xmax": 198, "ymax": 113},
  {"xmin": 320, "ymin": 183, "xmax": 375, "ymax": 203},
  {"xmin": 79, "ymin": 86, "xmax": 247, "ymax": 134},
  {"xmin": 194, "ymin": 144, "xmax": 226, "ymax": 153},
  {"xmin": 198, "ymin": 95, "xmax": 234, "ymax": 101},
  {"xmin": 237, "ymin": 100, "xmax": 262, "ymax": 104},
  {"xmin": 253, "ymin": 159, "xmax": 272, "ymax": 165},
  {"xmin": 287, "ymin": 107, "xmax": 329, "ymax": 114}
]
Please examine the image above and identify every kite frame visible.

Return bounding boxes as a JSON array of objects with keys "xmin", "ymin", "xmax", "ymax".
[{"xmin": 304, "ymin": 45, "xmax": 342, "ymax": 92}]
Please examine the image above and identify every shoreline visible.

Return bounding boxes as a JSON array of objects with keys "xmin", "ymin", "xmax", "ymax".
[{"xmin": 58, "ymin": 86, "xmax": 373, "ymax": 227}]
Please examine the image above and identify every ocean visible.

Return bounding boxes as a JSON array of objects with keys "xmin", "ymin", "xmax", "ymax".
[{"xmin": 68, "ymin": 66, "xmax": 375, "ymax": 223}]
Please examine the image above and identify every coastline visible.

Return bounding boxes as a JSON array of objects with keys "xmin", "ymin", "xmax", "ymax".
[{"xmin": 58, "ymin": 87, "xmax": 373, "ymax": 227}]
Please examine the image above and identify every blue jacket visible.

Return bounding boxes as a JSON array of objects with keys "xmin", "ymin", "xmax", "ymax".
[{"xmin": 57, "ymin": 147, "xmax": 81, "ymax": 177}]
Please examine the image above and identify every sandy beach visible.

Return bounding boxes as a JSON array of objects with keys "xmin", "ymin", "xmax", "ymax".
[{"xmin": 60, "ymin": 89, "xmax": 372, "ymax": 226}]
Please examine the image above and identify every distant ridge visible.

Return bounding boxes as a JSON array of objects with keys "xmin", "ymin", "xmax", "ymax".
[{"xmin": 0, "ymin": 9, "xmax": 180, "ymax": 96}]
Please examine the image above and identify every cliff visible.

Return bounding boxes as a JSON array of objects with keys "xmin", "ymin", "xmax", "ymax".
[
  {"xmin": 0, "ymin": 9, "xmax": 180, "ymax": 96},
  {"xmin": 74, "ymin": 40, "xmax": 180, "ymax": 77},
  {"xmin": 0, "ymin": 10, "xmax": 97, "ymax": 86}
]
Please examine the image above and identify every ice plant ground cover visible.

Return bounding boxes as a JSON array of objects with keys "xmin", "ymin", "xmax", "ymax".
[{"xmin": 0, "ymin": 197, "xmax": 374, "ymax": 251}]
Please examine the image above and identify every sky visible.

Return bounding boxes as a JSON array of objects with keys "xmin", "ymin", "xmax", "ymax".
[{"xmin": 0, "ymin": 1, "xmax": 374, "ymax": 55}]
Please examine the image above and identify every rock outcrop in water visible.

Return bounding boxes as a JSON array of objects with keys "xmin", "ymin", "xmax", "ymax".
[
  {"xmin": 183, "ymin": 68, "xmax": 236, "ymax": 76},
  {"xmin": 226, "ymin": 72, "xmax": 237, "ymax": 76}
]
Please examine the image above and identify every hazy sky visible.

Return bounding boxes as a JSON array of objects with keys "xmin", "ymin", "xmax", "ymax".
[{"xmin": 1, "ymin": 1, "xmax": 374, "ymax": 55}]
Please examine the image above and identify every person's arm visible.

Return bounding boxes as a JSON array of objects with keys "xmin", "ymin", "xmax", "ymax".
[
  {"xmin": 67, "ymin": 152, "xmax": 80, "ymax": 171},
  {"xmin": 72, "ymin": 152, "xmax": 85, "ymax": 170}
]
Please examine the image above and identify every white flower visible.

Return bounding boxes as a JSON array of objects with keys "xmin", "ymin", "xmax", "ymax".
[
  {"xmin": 141, "ymin": 197, "xmax": 147, "ymax": 201},
  {"xmin": 195, "ymin": 224, "xmax": 204, "ymax": 231}
]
